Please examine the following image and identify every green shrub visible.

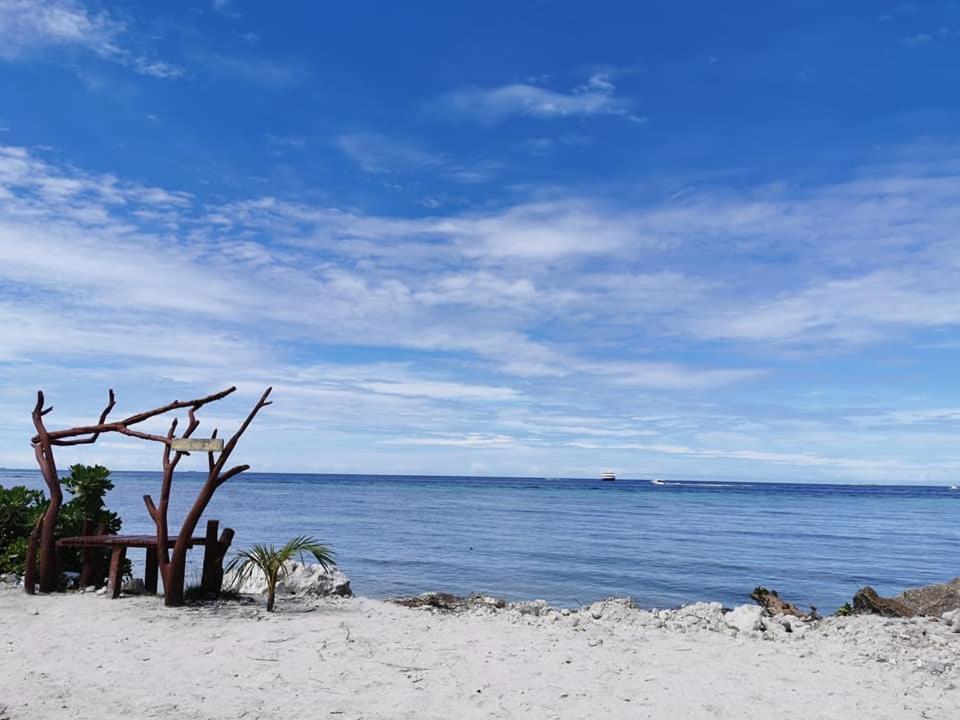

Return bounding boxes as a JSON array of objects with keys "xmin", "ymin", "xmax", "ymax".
[
  {"xmin": 0, "ymin": 465, "xmax": 127, "ymax": 582},
  {"xmin": 835, "ymin": 602, "xmax": 854, "ymax": 617},
  {"xmin": 57, "ymin": 465, "xmax": 126, "ymax": 582},
  {"xmin": 0, "ymin": 485, "xmax": 46, "ymax": 574}
]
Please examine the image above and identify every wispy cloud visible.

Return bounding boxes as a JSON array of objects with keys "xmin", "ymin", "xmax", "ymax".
[
  {"xmin": 0, "ymin": 0, "xmax": 184, "ymax": 78},
  {"xmin": 333, "ymin": 131, "xmax": 498, "ymax": 184},
  {"xmin": 194, "ymin": 51, "xmax": 307, "ymax": 88},
  {"xmin": 4, "ymin": 142, "xmax": 960, "ymax": 479},
  {"xmin": 334, "ymin": 132, "xmax": 444, "ymax": 173},
  {"xmin": 435, "ymin": 73, "xmax": 644, "ymax": 124},
  {"xmin": 384, "ymin": 433, "xmax": 516, "ymax": 448}
]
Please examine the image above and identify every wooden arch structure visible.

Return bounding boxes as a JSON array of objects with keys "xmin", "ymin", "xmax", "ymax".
[{"xmin": 25, "ymin": 385, "xmax": 272, "ymax": 606}]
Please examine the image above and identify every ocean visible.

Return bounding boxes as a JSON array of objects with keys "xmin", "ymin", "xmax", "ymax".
[{"xmin": 3, "ymin": 469, "xmax": 958, "ymax": 612}]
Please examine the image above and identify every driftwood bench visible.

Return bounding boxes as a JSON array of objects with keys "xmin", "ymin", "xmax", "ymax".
[{"xmin": 58, "ymin": 519, "xmax": 234, "ymax": 599}]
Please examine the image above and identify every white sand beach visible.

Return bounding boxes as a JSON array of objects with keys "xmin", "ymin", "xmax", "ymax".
[{"xmin": 2, "ymin": 585, "xmax": 958, "ymax": 720}]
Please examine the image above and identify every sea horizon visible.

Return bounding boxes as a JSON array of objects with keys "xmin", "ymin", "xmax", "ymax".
[
  {"xmin": 3, "ymin": 467, "xmax": 955, "ymax": 488},
  {"xmin": 5, "ymin": 468, "xmax": 957, "ymax": 613}
]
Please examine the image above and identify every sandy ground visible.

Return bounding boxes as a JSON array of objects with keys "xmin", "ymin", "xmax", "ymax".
[{"xmin": 1, "ymin": 586, "xmax": 959, "ymax": 719}]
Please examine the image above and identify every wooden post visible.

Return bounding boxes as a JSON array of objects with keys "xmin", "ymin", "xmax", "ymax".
[
  {"xmin": 106, "ymin": 546, "xmax": 126, "ymax": 599},
  {"xmin": 94, "ymin": 521, "xmax": 108, "ymax": 587},
  {"xmin": 144, "ymin": 547, "xmax": 159, "ymax": 595},
  {"xmin": 78, "ymin": 519, "xmax": 96, "ymax": 588},
  {"xmin": 214, "ymin": 528, "xmax": 235, "ymax": 595},
  {"xmin": 23, "ymin": 511, "xmax": 44, "ymax": 595},
  {"xmin": 200, "ymin": 520, "xmax": 220, "ymax": 595}
]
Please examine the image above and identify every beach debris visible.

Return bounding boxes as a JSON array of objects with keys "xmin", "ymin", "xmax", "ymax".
[
  {"xmin": 852, "ymin": 587, "xmax": 916, "ymax": 617},
  {"xmin": 750, "ymin": 587, "xmax": 820, "ymax": 621},
  {"xmin": 390, "ymin": 592, "xmax": 506, "ymax": 612}
]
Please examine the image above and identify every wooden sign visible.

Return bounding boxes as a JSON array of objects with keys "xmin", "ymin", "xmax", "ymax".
[{"xmin": 170, "ymin": 438, "xmax": 224, "ymax": 452}]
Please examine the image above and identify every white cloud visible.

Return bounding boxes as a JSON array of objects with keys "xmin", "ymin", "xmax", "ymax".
[
  {"xmin": 0, "ymin": 0, "xmax": 123, "ymax": 59},
  {"xmin": 334, "ymin": 132, "xmax": 443, "ymax": 173},
  {"xmin": 577, "ymin": 361, "xmax": 764, "ymax": 390},
  {"xmin": 436, "ymin": 73, "xmax": 643, "ymax": 124},
  {"xmin": 0, "ymin": 0, "xmax": 184, "ymax": 78},
  {"xmin": 333, "ymin": 131, "xmax": 498, "ymax": 185},
  {"xmin": 4, "ymin": 142, "xmax": 960, "ymax": 479},
  {"xmin": 384, "ymin": 433, "xmax": 516, "ymax": 448},
  {"xmin": 687, "ymin": 271, "xmax": 960, "ymax": 344}
]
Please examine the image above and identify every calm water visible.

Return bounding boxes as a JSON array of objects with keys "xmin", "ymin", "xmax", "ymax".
[{"xmin": 3, "ymin": 469, "xmax": 958, "ymax": 611}]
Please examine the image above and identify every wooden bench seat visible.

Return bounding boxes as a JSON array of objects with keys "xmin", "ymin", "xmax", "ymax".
[{"xmin": 57, "ymin": 520, "xmax": 234, "ymax": 599}]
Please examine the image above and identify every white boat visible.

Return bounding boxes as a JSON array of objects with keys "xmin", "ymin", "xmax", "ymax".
[
  {"xmin": 601, "ymin": 471, "xmax": 616, "ymax": 482},
  {"xmin": 950, "ymin": 485, "xmax": 959, "ymax": 491},
  {"xmin": 650, "ymin": 478, "xmax": 666, "ymax": 486}
]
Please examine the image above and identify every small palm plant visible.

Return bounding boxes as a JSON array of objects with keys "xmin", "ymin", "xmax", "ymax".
[{"xmin": 225, "ymin": 535, "xmax": 334, "ymax": 612}]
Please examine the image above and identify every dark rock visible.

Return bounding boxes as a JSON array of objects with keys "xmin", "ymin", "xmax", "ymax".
[
  {"xmin": 852, "ymin": 586, "xmax": 915, "ymax": 617},
  {"xmin": 897, "ymin": 577, "xmax": 960, "ymax": 617},
  {"xmin": 390, "ymin": 592, "xmax": 506, "ymax": 612},
  {"xmin": 750, "ymin": 587, "xmax": 820, "ymax": 620}
]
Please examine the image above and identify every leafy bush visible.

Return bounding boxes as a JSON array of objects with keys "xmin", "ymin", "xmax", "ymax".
[
  {"xmin": 835, "ymin": 602, "xmax": 854, "ymax": 617},
  {"xmin": 0, "ymin": 485, "xmax": 46, "ymax": 574},
  {"xmin": 57, "ymin": 465, "xmax": 125, "ymax": 581},
  {"xmin": 0, "ymin": 465, "xmax": 127, "ymax": 582}
]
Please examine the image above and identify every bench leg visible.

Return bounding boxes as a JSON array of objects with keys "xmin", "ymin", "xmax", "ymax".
[
  {"xmin": 106, "ymin": 547, "xmax": 126, "ymax": 599},
  {"xmin": 78, "ymin": 520, "xmax": 96, "ymax": 588},
  {"xmin": 144, "ymin": 547, "xmax": 158, "ymax": 595},
  {"xmin": 200, "ymin": 520, "xmax": 219, "ymax": 595}
]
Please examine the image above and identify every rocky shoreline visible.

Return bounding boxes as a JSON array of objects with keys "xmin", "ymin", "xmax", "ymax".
[{"xmin": 3, "ymin": 575, "xmax": 960, "ymax": 719}]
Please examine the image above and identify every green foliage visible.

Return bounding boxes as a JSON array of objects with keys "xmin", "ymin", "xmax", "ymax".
[
  {"xmin": 57, "ymin": 465, "xmax": 126, "ymax": 581},
  {"xmin": 0, "ymin": 485, "xmax": 46, "ymax": 574},
  {"xmin": 57, "ymin": 465, "xmax": 122, "ymax": 538},
  {"xmin": 226, "ymin": 535, "xmax": 334, "ymax": 611},
  {"xmin": 0, "ymin": 465, "xmax": 128, "ymax": 583},
  {"xmin": 60, "ymin": 465, "xmax": 119, "ymax": 529},
  {"xmin": 835, "ymin": 602, "xmax": 854, "ymax": 617}
]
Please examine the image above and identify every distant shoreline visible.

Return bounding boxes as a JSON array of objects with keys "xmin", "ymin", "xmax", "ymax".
[{"xmin": 1, "ymin": 467, "xmax": 954, "ymax": 488}]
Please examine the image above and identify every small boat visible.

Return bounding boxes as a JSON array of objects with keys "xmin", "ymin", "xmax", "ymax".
[
  {"xmin": 650, "ymin": 478, "xmax": 666, "ymax": 486},
  {"xmin": 601, "ymin": 471, "xmax": 616, "ymax": 482},
  {"xmin": 950, "ymin": 485, "xmax": 959, "ymax": 491}
]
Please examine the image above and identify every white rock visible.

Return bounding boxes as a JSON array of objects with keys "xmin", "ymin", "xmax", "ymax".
[
  {"xmin": 225, "ymin": 561, "xmax": 352, "ymax": 598},
  {"xmin": 725, "ymin": 605, "xmax": 764, "ymax": 634},
  {"xmin": 513, "ymin": 600, "xmax": 550, "ymax": 617},
  {"xmin": 581, "ymin": 597, "xmax": 637, "ymax": 623},
  {"xmin": 122, "ymin": 578, "xmax": 146, "ymax": 595},
  {"xmin": 941, "ymin": 609, "xmax": 960, "ymax": 632}
]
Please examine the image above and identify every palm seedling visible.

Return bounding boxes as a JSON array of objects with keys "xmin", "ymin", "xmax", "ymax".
[{"xmin": 225, "ymin": 535, "xmax": 334, "ymax": 611}]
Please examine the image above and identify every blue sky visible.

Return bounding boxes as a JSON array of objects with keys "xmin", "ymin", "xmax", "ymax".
[{"xmin": 1, "ymin": 0, "xmax": 959, "ymax": 482}]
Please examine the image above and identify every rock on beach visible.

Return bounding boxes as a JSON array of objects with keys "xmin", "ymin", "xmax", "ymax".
[{"xmin": 224, "ymin": 560, "xmax": 352, "ymax": 598}]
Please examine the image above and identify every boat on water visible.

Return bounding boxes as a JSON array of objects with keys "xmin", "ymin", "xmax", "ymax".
[
  {"xmin": 950, "ymin": 485, "xmax": 959, "ymax": 491},
  {"xmin": 650, "ymin": 478, "xmax": 666, "ymax": 486},
  {"xmin": 601, "ymin": 471, "xmax": 616, "ymax": 482}
]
